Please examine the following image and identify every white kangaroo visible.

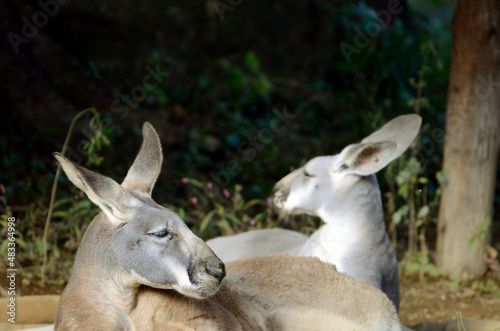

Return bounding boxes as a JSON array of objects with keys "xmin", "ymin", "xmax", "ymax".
[
  {"xmin": 208, "ymin": 114, "xmax": 423, "ymax": 312},
  {"xmin": 53, "ymin": 122, "xmax": 404, "ymax": 331}
]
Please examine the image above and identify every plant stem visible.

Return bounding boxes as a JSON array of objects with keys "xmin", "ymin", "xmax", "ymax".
[
  {"xmin": 41, "ymin": 107, "xmax": 98, "ymax": 283},
  {"xmin": 408, "ymin": 48, "xmax": 429, "ymax": 263},
  {"xmin": 408, "ymin": 181, "xmax": 416, "ymax": 262}
]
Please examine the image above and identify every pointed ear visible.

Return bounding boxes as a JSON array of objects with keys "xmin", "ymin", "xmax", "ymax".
[
  {"xmin": 361, "ymin": 114, "xmax": 422, "ymax": 160},
  {"xmin": 54, "ymin": 153, "xmax": 126, "ymax": 223},
  {"xmin": 335, "ymin": 141, "xmax": 397, "ymax": 176},
  {"xmin": 335, "ymin": 114, "xmax": 422, "ymax": 176},
  {"xmin": 121, "ymin": 122, "xmax": 163, "ymax": 195}
]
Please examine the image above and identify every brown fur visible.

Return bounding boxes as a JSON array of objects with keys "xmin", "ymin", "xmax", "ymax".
[{"xmin": 130, "ymin": 255, "xmax": 401, "ymax": 331}]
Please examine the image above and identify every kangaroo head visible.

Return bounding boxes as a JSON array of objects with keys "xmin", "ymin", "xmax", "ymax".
[
  {"xmin": 55, "ymin": 123, "xmax": 225, "ymax": 299},
  {"xmin": 273, "ymin": 114, "xmax": 422, "ymax": 219}
]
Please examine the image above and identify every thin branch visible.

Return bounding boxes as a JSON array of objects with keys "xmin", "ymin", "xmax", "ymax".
[{"xmin": 41, "ymin": 107, "xmax": 98, "ymax": 282}]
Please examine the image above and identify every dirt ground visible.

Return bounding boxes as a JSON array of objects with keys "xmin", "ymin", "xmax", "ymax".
[
  {"xmin": 399, "ymin": 273, "xmax": 500, "ymax": 326},
  {"xmin": 2, "ymin": 271, "xmax": 500, "ymax": 327}
]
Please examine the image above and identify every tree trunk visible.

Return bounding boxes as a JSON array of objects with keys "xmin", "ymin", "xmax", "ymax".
[{"xmin": 436, "ymin": 0, "xmax": 500, "ymax": 280}]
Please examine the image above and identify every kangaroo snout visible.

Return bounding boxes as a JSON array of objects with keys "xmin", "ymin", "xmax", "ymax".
[{"xmin": 272, "ymin": 183, "xmax": 288, "ymax": 208}]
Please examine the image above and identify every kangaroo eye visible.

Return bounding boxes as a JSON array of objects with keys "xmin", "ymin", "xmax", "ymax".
[
  {"xmin": 150, "ymin": 230, "xmax": 172, "ymax": 238},
  {"xmin": 304, "ymin": 170, "xmax": 314, "ymax": 177}
]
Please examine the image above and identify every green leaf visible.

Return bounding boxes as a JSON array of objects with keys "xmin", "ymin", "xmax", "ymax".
[
  {"xmin": 417, "ymin": 206, "xmax": 430, "ymax": 219},
  {"xmin": 199, "ymin": 209, "xmax": 217, "ymax": 233},
  {"xmin": 217, "ymin": 219, "xmax": 234, "ymax": 235},
  {"xmin": 218, "ymin": 59, "xmax": 231, "ymax": 70},
  {"xmin": 396, "ymin": 169, "xmax": 412, "ymax": 186},
  {"xmin": 225, "ymin": 67, "xmax": 247, "ymax": 96},
  {"xmin": 468, "ymin": 236, "xmax": 476, "ymax": 251},
  {"xmin": 436, "ymin": 170, "xmax": 448, "ymax": 186},
  {"xmin": 479, "ymin": 217, "xmax": 491, "ymax": 241},
  {"xmin": 53, "ymin": 211, "xmax": 69, "ymax": 218},
  {"xmin": 253, "ymin": 73, "xmax": 273, "ymax": 97},
  {"xmin": 187, "ymin": 178, "xmax": 205, "ymax": 188},
  {"xmin": 397, "ymin": 182, "xmax": 409, "ymax": 200},
  {"xmin": 392, "ymin": 205, "xmax": 409, "ymax": 225},
  {"xmin": 242, "ymin": 199, "xmax": 266, "ymax": 210},
  {"xmin": 216, "ymin": 205, "xmax": 225, "ymax": 216},
  {"xmin": 406, "ymin": 157, "xmax": 422, "ymax": 176},
  {"xmin": 53, "ymin": 198, "xmax": 72, "ymax": 208},
  {"xmin": 418, "ymin": 177, "xmax": 428, "ymax": 184},
  {"xmin": 15, "ymin": 238, "xmax": 27, "ymax": 248},
  {"xmin": 225, "ymin": 213, "xmax": 241, "ymax": 226},
  {"xmin": 73, "ymin": 224, "xmax": 82, "ymax": 243},
  {"xmin": 245, "ymin": 51, "xmax": 260, "ymax": 74},
  {"xmin": 253, "ymin": 214, "xmax": 265, "ymax": 222},
  {"xmin": 424, "ymin": 263, "xmax": 441, "ymax": 278}
]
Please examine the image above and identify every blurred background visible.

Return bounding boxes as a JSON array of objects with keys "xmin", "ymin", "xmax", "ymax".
[{"xmin": 1, "ymin": 0, "xmax": 499, "ymax": 324}]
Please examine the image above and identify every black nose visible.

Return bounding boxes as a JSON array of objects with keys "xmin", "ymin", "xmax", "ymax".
[{"xmin": 206, "ymin": 263, "xmax": 226, "ymax": 282}]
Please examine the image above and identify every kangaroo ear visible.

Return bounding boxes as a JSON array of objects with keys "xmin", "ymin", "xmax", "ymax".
[
  {"xmin": 335, "ymin": 141, "xmax": 397, "ymax": 176},
  {"xmin": 335, "ymin": 114, "xmax": 422, "ymax": 176},
  {"xmin": 361, "ymin": 114, "xmax": 422, "ymax": 160},
  {"xmin": 122, "ymin": 122, "xmax": 163, "ymax": 195},
  {"xmin": 54, "ymin": 153, "xmax": 126, "ymax": 223}
]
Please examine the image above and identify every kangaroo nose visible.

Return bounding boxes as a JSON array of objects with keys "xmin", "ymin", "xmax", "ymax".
[{"xmin": 206, "ymin": 263, "xmax": 226, "ymax": 282}]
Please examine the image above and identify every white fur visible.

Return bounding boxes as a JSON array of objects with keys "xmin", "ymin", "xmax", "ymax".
[{"xmin": 208, "ymin": 114, "xmax": 423, "ymax": 312}]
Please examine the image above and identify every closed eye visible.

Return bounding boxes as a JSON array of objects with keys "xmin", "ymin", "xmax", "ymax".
[
  {"xmin": 149, "ymin": 230, "xmax": 174, "ymax": 238},
  {"xmin": 304, "ymin": 170, "xmax": 315, "ymax": 178}
]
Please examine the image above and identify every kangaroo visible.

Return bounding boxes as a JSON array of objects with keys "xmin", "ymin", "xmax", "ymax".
[
  {"xmin": 208, "ymin": 114, "xmax": 423, "ymax": 312},
  {"xmin": 53, "ymin": 122, "xmax": 404, "ymax": 331}
]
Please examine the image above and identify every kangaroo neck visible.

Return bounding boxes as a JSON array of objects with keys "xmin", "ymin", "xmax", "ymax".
[
  {"xmin": 317, "ymin": 175, "xmax": 386, "ymax": 242},
  {"xmin": 298, "ymin": 176, "xmax": 389, "ymax": 274},
  {"xmin": 56, "ymin": 215, "xmax": 139, "ymax": 330},
  {"xmin": 56, "ymin": 269, "xmax": 139, "ymax": 331}
]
